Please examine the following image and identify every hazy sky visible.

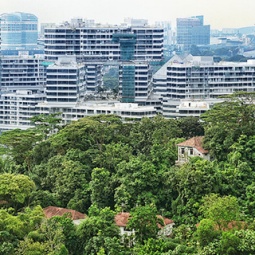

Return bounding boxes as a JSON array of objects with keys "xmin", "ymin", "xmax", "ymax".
[{"xmin": 1, "ymin": 0, "xmax": 255, "ymax": 30}]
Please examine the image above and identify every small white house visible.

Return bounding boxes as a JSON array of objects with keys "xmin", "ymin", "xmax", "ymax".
[{"xmin": 176, "ymin": 136, "xmax": 210, "ymax": 164}]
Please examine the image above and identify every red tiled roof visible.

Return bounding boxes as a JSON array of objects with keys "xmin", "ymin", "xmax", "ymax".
[
  {"xmin": 115, "ymin": 212, "xmax": 130, "ymax": 227},
  {"xmin": 114, "ymin": 212, "xmax": 174, "ymax": 228},
  {"xmin": 157, "ymin": 215, "xmax": 174, "ymax": 228},
  {"xmin": 177, "ymin": 136, "xmax": 208, "ymax": 154},
  {"xmin": 43, "ymin": 206, "xmax": 86, "ymax": 220}
]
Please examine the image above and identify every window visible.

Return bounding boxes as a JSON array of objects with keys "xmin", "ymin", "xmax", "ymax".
[{"xmin": 190, "ymin": 148, "xmax": 193, "ymax": 155}]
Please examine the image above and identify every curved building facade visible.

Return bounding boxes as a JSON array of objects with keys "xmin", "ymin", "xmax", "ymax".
[{"xmin": 0, "ymin": 12, "xmax": 38, "ymax": 50}]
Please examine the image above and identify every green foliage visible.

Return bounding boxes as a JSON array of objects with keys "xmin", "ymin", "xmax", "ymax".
[
  {"xmin": 77, "ymin": 206, "xmax": 122, "ymax": 254},
  {"xmin": 127, "ymin": 204, "xmax": 161, "ymax": 244},
  {"xmin": 114, "ymin": 156, "xmax": 159, "ymax": 210},
  {"xmin": 0, "ymin": 129, "xmax": 41, "ymax": 167},
  {"xmin": 202, "ymin": 92, "xmax": 255, "ymax": 161},
  {"xmin": 0, "ymin": 173, "xmax": 35, "ymax": 209},
  {"xmin": 90, "ymin": 168, "xmax": 113, "ymax": 209},
  {"xmin": 200, "ymin": 194, "xmax": 240, "ymax": 230},
  {"xmin": 194, "ymin": 219, "xmax": 220, "ymax": 247},
  {"xmin": 4, "ymin": 106, "xmax": 255, "ymax": 254}
]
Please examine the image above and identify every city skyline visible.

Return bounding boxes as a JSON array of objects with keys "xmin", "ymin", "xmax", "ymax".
[{"xmin": 1, "ymin": 0, "xmax": 255, "ymax": 30}]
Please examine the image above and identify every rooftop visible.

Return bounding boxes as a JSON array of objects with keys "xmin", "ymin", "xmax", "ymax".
[
  {"xmin": 43, "ymin": 206, "xmax": 86, "ymax": 220},
  {"xmin": 177, "ymin": 136, "xmax": 208, "ymax": 154}
]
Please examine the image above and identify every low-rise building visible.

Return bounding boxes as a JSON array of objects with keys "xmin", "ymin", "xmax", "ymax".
[{"xmin": 176, "ymin": 136, "xmax": 210, "ymax": 164}]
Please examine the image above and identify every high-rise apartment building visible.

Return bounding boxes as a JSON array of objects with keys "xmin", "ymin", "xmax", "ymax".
[
  {"xmin": 0, "ymin": 12, "xmax": 38, "ymax": 51},
  {"xmin": 153, "ymin": 55, "xmax": 255, "ymax": 117},
  {"xmin": 45, "ymin": 56, "xmax": 86, "ymax": 104},
  {"xmin": 176, "ymin": 15, "xmax": 210, "ymax": 50},
  {"xmin": 0, "ymin": 52, "xmax": 46, "ymax": 93},
  {"xmin": 44, "ymin": 22, "xmax": 164, "ymax": 62},
  {"xmin": 119, "ymin": 62, "xmax": 152, "ymax": 103}
]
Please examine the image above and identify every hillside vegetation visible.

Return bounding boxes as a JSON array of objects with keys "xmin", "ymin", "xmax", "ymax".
[{"xmin": 1, "ymin": 93, "xmax": 255, "ymax": 254}]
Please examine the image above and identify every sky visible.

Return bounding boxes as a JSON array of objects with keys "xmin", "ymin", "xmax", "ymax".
[{"xmin": 1, "ymin": 0, "xmax": 255, "ymax": 30}]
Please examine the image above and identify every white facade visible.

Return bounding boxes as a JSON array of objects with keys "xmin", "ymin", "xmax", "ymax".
[
  {"xmin": 45, "ymin": 56, "xmax": 86, "ymax": 104},
  {"xmin": 153, "ymin": 55, "xmax": 255, "ymax": 118},
  {"xmin": 0, "ymin": 90, "xmax": 46, "ymax": 130},
  {"xmin": 0, "ymin": 53, "xmax": 45, "ymax": 93},
  {"xmin": 44, "ymin": 22, "xmax": 164, "ymax": 62},
  {"xmin": 35, "ymin": 101, "xmax": 157, "ymax": 125}
]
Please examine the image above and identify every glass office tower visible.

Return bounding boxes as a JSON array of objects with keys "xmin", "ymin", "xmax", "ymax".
[{"xmin": 0, "ymin": 12, "xmax": 38, "ymax": 50}]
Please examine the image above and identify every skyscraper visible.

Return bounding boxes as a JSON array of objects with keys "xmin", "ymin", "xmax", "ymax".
[
  {"xmin": 176, "ymin": 15, "xmax": 210, "ymax": 50},
  {"xmin": 0, "ymin": 12, "xmax": 38, "ymax": 51}
]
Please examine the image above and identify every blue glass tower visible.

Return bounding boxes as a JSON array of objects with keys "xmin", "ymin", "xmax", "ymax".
[{"xmin": 0, "ymin": 12, "xmax": 38, "ymax": 51}]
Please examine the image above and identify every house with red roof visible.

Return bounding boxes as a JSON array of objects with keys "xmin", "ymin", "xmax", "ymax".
[
  {"xmin": 43, "ymin": 206, "xmax": 86, "ymax": 225},
  {"xmin": 176, "ymin": 136, "xmax": 210, "ymax": 164},
  {"xmin": 114, "ymin": 212, "xmax": 175, "ymax": 237}
]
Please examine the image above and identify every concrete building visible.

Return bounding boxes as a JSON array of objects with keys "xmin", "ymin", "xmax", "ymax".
[
  {"xmin": 176, "ymin": 15, "xmax": 210, "ymax": 50},
  {"xmin": 0, "ymin": 12, "xmax": 38, "ymax": 51},
  {"xmin": 153, "ymin": 54, "xmax": 255, "ymax": 118},
  {"xmin": 45, "ymin": 56, "xmax": 86, "ymax": 104},
  {"xmin": 176, "ymin": 136, "xmax": 210, "ymax": 164},
  {"xmin": 43, "ymin": 22, "xmax": 164, "ymax": 62},
  {"xmin": 0, "ymin": 90, "xmax": 46, "ymax": 130},
  {"xmin": 35, "ymin": 101, "xmax": 157, "ymax": 126},
  {"xmin": 0, "ymin": 52, "xmax": 46, "ymax": 93},
  {"xmin": 119, "ymin": 61, "xmax": 152, "ymax": 103}
]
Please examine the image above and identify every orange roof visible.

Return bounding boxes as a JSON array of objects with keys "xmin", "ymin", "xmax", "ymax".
[
  {"xmin": 115, "ymin": 212, "xmax": 130, "ymax": 227},
  {"xmin": 43, "ymin": 206, "xmax": 86, "ymax": 220},
  {"xmin": 157, "ymin": 215, "xmax": 174, "ymax": 228},
  {"xmin": 177, "ymin": 136, "xmax": 208, "ymax": 154},
  {"xmin": 114, "ymin": 212, "xmax": 174, "ymax": 228}
]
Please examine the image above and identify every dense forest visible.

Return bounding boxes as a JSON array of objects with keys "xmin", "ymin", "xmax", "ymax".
[{"xmin": 2, "ymin": 93, "xmax": 255, "ymax": 254}]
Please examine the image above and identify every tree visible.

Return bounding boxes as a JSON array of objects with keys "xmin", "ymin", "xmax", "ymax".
[
  {"xmin": 202, "ymin": 92, "xmax": 255, "ymax": 161},
  {"xmin": 0, "ymin": 129, "xmax": 41, "ymax": 167},
  {"xmin": 199, "ymin": 194, "xmax": 240, "ymax": 231},
  {"xmin": 164, "ymin": 158, "xmax": 221, "ymax": 224},
  {"xmin": 30, "ymin": 113, "xmax": 62, "ymax": 140},
  {"xmin": 177, "ymin": 116, "xmax": 204, "ymax": 139},
  {"xmin": 114, "ymin": 156, "xmax": 159, "ymax": 210},
  {"xmin": 90, "ymin": 168, "xmax": 113, "ymax": 209},
  {"xmin": 194, "ymin": 219, "xmax": 220, "ymax": 247},
  {"xmin": 77, "ymin": 206, "xmax": 122, "ymax": 255},
  {"xmin": 0, "ymin": 173, "xmax": 35, "ymax": 209},
  {"xmin": 127, "ymin": 205, "xmax": 162, "ymax": 244},
  {"xmin": 18, "ymin": 218, "xmax": 69, "ymax": 255},
  {"xmin": 31, "ymin": 155, "xmax": 90, "ymax": 210}
]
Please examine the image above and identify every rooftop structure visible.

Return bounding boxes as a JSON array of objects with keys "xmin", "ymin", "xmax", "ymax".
[{"xmin": 43, "ymin": 206, "xmax": 86, "ymax": 225}]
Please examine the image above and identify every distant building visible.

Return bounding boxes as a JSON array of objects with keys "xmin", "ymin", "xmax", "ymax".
[
  {"xmin": 176, "ymin": 15, "xmax": 210, "ymax": 50},
  {"xmin": 152, "ymin": 54, "xmax": 255, "ymax": 118},
  {"xmin": 0, "ymin": 52, "xmax": 46, "ymax": 93},
  {"xmin": 155, "ymin": 21, "xmax": 172, "ymax": 46},
  {"xmin": 43, "ymin": 22, "xmax": 164, "ymax": 62},
  {"xmin": 119, "ymin": 61, "xmax": 152, "ymax": 103},
  {"xmin": 0, "ymin": 12, "xmax": 38, "ymax": 51},
  {"xmin": 45, "ymin": 56, "xmax": 86, "ymax": 104}
]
